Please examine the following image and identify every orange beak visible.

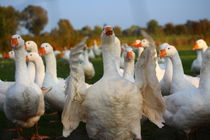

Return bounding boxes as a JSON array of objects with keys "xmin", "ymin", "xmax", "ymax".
[
  {"xmin": 26, "ymin": 56, "xmax": 29, "ymax": 62},
  {"xmin": 121, "ymin": 47, "xmax": 125, "ymax": 52},
  {"xmin": 192, "ymin": 43, "xmax": 200, "ymax": 50},
  {"xmin": 3, "ymin": 53, "xmax": 10, "ymax": 59},
  {"xmin": 159, "ymin": 49, "xmax": 167, "ymax": 58},
  {"xmin": 11, "ymin": 38, "xmax": 18, "ymax": 47},
  {"xmin": 132, "ymin": 41, "xmax": 142, "ymax": 48},
  {"xmin": 105, "ymin": 26, "xmax": 113, "ymax": 36},
  {"xmin": 126, "ymin": 51, "xmax": 133, "ymax": 59},
  {"xmin": 39, "ymin": 47, "xmax": 46, "ymax": 55}
]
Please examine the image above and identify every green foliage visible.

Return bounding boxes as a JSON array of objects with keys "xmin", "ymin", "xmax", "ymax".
[
  {"xmin": 0, "ymin": 6, "xmax": 20, "ymax": 52},
  {"xmin": 21, "ymin": 5, "xmax": 48, "ymax": 36}
]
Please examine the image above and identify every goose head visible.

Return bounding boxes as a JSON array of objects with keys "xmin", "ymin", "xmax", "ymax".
[
  {"xmin": 159, "ymin": 44, "xmax": 177, "ymax": 58},
  {"xmin": 26, "ymin": 52, "xmax": 40, "ymax": 63},
  {"xmin": 101, "ymin": 26, "xmax": 115, "ymax": 45},
  {"xmin": 11, "ymin": 34, "xmax": 24, "ymax": 49},
  {"xmin": 25, "ymin": 41, "xmax": 38, "ymax": 53},
  {"xmin": 124, "ymin": 48, "xmax": 135, "ymax": 62},
  {"xmin": 39, "ymin": 43, "xmax": 53, "ymax": 56},
  {"xmin": 8, "ymin": 51, "xmax": 15, "ymax": 59},
  {"xmin": 132, "ymin": 40, "xmax": 142, "ymax": 48},
  {"xmin": 193, "ymin": 39, "xmax": 208, "ymax": 50}
]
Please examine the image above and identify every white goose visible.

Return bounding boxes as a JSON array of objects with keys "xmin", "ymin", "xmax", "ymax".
[
  {"xmin": 159, "ymin": 44, "xmax": 200, "ymax": 94},
  {"xmin": 123, "ymin": 47, "xmax": 135, "ymax": 82},
  {"xmin": 82, "ymin": 49, "xmax": 95, "ymax": 79},
  {"xmin": 191, "ymin": 39, "xmax": 208, "ymax": 74},
  {"xmin": 4, "ymin": 35, "xmax": 50, "ymax": 139},
  {"xmin": 93, "ymin": 40, "xmax": 101, "ymax": 56},
  {"xmin": 164, "ymin": 47, "xmax": 210, "ymax": 134},
  {"xmin": 26, "ymin": 52, "xmax": 45, "ymax": 87},
  {"xmin": 25, "ymin": 41, "xmax": 38, "ymax": 82},
  {"xmin": 62, "ymin": 26, "xmax": 165, "ymax": 140},
  {"xmin": 39, "ymin": 43, "xmax": 66, "ymax": 111},
  {"xmin": 88, "ymin": 47, "xmax": 95, "ymax": 59},
  {"xmin": 132, "ymin": 39, "xmax": 165, "ymax": 81},
  {"xmin": 132, "ymin": 40, "xmax": 144, "ymax": 60},
  {"xmin": 159, "ymin": 43, "xmax": 173, "ymax": 95},
  {"xmin": 62, "ymin": 49, "xmax": 71, "ymax": 62}
]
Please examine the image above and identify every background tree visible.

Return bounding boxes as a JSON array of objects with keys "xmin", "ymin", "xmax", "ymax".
[
  {"xmin": 147, "ymin": 19, "xmax": 159, "ymax": 34},
  {"xmin": 51, "ymin": 19, "xmax": 76, "ymax": 48},
  {"xmin": 21, "ymin": 5, "xmax": 48, "ymax": 36},
  {"xmin": 0, "ymin": 6, "xmax": 20, "ymax": 52},
  {"xmin": 114, "ymin": 26, "xmax": 122, "ymax": 37}
]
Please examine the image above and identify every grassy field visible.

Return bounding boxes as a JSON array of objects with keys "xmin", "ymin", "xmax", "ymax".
[{"xmin": 0, "ymin": 49, "xmax": 209, "ymax": 140}]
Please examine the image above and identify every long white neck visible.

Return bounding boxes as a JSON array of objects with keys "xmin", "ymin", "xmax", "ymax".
[
  {"xmin": 27, "ymin": 62, "xmax": 35, "ymax": 82},
  {"xmin": 33, "ymin": 57, "xmax": 45, "ymax": 87},
  {"xmin": 199, "ymin": 56, "xmax": 210, "ymax": 91},
  {"xmin": 102, "ymin": 45, "xmax": 120, "ymax": 77},
  {"xmin": 196, "ymin": 50, "xmax": 202, "ymax": 61},
  {"xmin": 170, "ymin": 52, "xmax": 185, "ymax": 83},
  {"xmin": 123, "ymin": 60, "xmax": 134, "ymax": 82},
  {"xmin": 14, "ymin": 47, "xmax": 30, "ymax": 84},
  {"xmin": 44, "ymin": 52, "xmax": 57, "ymax": 81},
  {"xmin": 162, "ymin": 58, "xmax": 173, "ymax": 82}
]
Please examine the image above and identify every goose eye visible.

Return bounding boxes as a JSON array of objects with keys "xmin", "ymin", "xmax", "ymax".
[
  {"xmin": 168, "ymin": 48, "xmax": 170, "ymax": 50},
  {"xmin": 30, "ymin": 54, "xmax": 32, "ymax": 56},
  {"xmin": 18, "ymin": 36, "xmax": 20, "ymax": 39}
]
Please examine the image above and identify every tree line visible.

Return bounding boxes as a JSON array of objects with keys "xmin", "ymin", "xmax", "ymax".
[{"xmin": 0, "ymin": 5, "xmax": 210, "ymax": 53}]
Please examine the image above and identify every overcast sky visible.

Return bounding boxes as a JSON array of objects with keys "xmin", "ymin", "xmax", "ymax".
[{"xmin": 1, "ymin": 0, "xmax": 210, "ymax": 32}]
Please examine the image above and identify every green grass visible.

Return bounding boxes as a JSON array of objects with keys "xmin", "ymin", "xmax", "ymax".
[{"xmin": 0, "ymin": 50, "xmax": 209, "ymax": 140}]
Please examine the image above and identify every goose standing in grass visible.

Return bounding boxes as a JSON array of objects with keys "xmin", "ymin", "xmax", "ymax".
[
  {"xmin": 191, "ymin": 39, "xmax": 208, "ymax": 75},
  {"xmin": 159, "ymin": 44, "xmax": 200, "ymax": 94},
  {"xmin": 4, "ymin": 34, "xmax": 50, "ymax": 139},
  {"xmin": 82, "ymin": 48, "xmax": 95, "ymax": 79},
  {"xmin": 123, "ymin": 47, "xmax": 135, "ymax": 82},
  {"xmin": 39, "ymin": 43, "xmax": 66, "ymax": 111},
  {"xmin": 62, "ymin": 27, "xmax": 165, "ymax": 140},
  {"xmin": 164, "ymin": 47, "xmax": 210, "ymax": 136}
]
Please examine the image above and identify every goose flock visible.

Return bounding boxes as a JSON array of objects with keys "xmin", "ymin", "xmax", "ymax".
[{"xmin": 0, "ymin": 26, "xmax": 209, "ymax": 140}]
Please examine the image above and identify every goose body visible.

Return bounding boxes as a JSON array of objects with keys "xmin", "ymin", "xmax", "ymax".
[
  {"xmin": 62, "ymin": 27, "xmax": 165, "ymax": 140},
  {"xmin": 40, "ymin": 43, "xmax": 66, "ymax": 111},
  {"xmin": 164, "ymin": 47, "xmax": 210, "ymax": 132},
  {"xmin": 4, "ymin": 35, "xmax": 45, "ymax": 128},
  {"xmin": 159, "ymin": 44, "xmax": 200, "ymax": 94}
]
